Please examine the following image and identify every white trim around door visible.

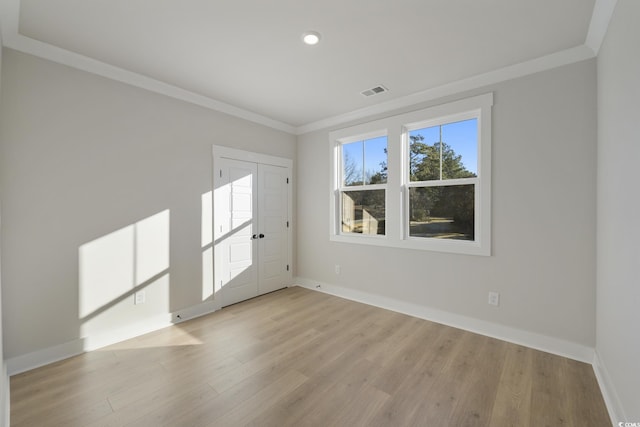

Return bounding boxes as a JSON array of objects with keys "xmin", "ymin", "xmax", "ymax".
[{"xmin": 211, "ymin": 145, "xmax": 293, "ymax": 309}]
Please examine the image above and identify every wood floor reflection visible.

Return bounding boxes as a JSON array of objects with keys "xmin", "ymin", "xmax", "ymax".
[{"xmin": 10, "ymin": 286, "xmax": 610, "ymax": 426}]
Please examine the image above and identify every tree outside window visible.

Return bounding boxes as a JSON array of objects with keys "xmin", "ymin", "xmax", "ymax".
[
  {"xmin": 339, "ymin": 136, "xmax": 387, "ymax": 235},
  {"xmin": 407, "ymin": 118, "xmax": 478, "ymax": 240},
  {"xmin": 330, "ymin": 93, "xmax": 492, "ymax": 255}
]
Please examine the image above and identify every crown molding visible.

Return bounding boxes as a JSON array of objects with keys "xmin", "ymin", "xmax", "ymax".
[
  {"xmin": 585, "ymin": 0, "xmax": 618, "ymax": 54},
  {"xmin": 2, "ymin": 0, "xmax": 614, "ymax": 137},
  {"xmin": 0, "ymin": 0, "xmax": 296, "ymax": 134},
  {"xmin": 295, "ymin": 44, "xmax": 596, "ymax": 135},
  {"xmin": 0, "ymin": 0, "xmax": 18, "ymax": 44}
]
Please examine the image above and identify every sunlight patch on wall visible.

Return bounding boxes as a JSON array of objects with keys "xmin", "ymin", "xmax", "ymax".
[
  {"xmin": 202, "ymin": 247, "xmax": 213, "ymax": 301},
  {"xmin": 79, "ymin": 210, "xmax": 170, "ymax": 339},
  {"xmin": 202, "ymin": 191, "xmax": 214, "ymax": 301},
  {"xmin": 136, "ymin": 210, "xmax": 170, "ymax": 284},
  {"xmin": 79, "ymin": 226, "xmax": 135, "ymax": 319},
  {"xmin": 202, "ymin": 191, "xmax": 212, "ymax": 247}
]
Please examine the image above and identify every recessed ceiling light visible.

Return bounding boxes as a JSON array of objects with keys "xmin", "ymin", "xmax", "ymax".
[{"xmin": 302, "ymin": 31, "xmax": 321, "ymax": 46}]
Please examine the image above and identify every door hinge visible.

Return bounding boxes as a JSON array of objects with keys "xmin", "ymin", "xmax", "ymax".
[
  {"xmin": 286, "ymin": 221, "xmax": 289, "ymax": 228},
  {"xmin": 286, "ymin": 265, "xmax": 290, "ymax": 271},
  {"xmin": 286, "ymin": 177, "xmax": 289, "ymax": 184},
  {"xmin": 220, "ymin": 169, "xmax": 222, "ymax": 178}
]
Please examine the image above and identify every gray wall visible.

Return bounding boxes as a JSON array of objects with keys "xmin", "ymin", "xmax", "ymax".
[
  {"xmin": 0, "ymin": 48, "xmax": 296, "ymax": 359},
  {"xmin": 297, "ymin": 59, "xmax": 598, "ymax": 348},
  {"xmin": 2, "ymin": 7, "xmax": 637, "ymax": 420},
  {"xmin": 0, "ymin": 34, "xmax": 8, "ymax": 427},
  {"xmin": 596, "ymin": 0, "xmax": 640, "ymax": 420}
]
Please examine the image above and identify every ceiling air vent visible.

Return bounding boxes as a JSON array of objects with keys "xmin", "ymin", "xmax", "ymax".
[{"xmin": 361, "ymin": 85, "xmax": 388, "ymax": 97}]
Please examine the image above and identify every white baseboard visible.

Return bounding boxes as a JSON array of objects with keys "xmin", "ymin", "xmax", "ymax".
[
  {"xmin": 4, "ymin": 280, "xmax": 623, "ymax": 426},
  {"xmin": 6, "ymin": 338, "xmax": 85, "ymax": 376},
  {"xmin": 295, "ymin": 278, "xmax": 627, "ymax": 426},
  {"xmin": 7, "ymin": 300, "xmax": 218, "ymax": 376},
  {"xmin": 294, "ymin": 277, "xmax": 595, "ymax": 363},
  {"xmin": 593, "ymin": 350, "xmax": 626, "ymax": 426},
  {"xmin": 173, "ymin": 299, "xmax": 217, "ymax": 324}
]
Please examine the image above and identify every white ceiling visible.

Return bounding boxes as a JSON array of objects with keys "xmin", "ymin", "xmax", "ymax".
[{"xmin": 1, "ymin": 0, "xmax": 610, "ymax": 133}]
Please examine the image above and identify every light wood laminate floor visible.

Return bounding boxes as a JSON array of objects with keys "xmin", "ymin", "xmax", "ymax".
[{"xmin": 10, "ymin": 286, "xmax": 611, "ymax": 426}]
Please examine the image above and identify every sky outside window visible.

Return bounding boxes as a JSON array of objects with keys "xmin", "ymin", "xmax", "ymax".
[
  {"xmin": 342, "ymin": 136, "xmax": 387, "ymax": 186},
  {"xmin": 409, "ymin": 118, "xmax": 478, "ymax": 178}
]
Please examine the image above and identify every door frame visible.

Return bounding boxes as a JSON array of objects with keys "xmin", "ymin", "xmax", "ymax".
[{"xmin": 211, "ymin": 145, "xmax": 293, "ymax": 310}]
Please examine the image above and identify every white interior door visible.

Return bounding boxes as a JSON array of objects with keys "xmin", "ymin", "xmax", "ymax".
[
  {"xmin": 217, "ymin": 158, "xmax": 259, "ymax": 307},
  {"xmin": 215, "ymin": 155, "xmax": 290, "ymax": 307},
  {"xmin": 258, "ymin": 164, "xmax": 289, "ymax": 295}
]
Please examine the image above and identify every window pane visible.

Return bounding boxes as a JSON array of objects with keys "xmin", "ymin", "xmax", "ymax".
[
  {"xmin": 409, "ymin": 126, "xmax": 440, "ymax": 181},
  {"xmin": 364, "ymin": 136, "xmax": 387, "ymax": 184},
  {"xmin": 342, "ymin": 141, "xmax": 363, "ymax": 186},
  {"xmin": 341, "ymin": 190, "xmax": 385, "ymax": 235},
  {"xmin": 441, "ymin": 118, "xmax": 477, "ymax": 178},
  {"xmin": 409, "ymin": 118, "xmax": 477, "ymax": 181},
  {"xmin": 409, "ymin": 185, "xmax": 474, "ymax": 240}
]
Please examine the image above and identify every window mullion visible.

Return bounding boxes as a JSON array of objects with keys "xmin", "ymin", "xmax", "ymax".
[
  {"xmin": 330, "ymin": 92, "xmax": 492, "ymax": 255},
  {"xmin": 439, "ymin": 124, "xmax": 443, "ymax": 181},
  {"xmin": 340, "ymin": 183, "xmax": 387, "ymax": 192},
  {"xmin": 385, "ymin": 126, "xmax": 402, "ymax": 241},
  {"xmin": 362, "ymin": 139, "xmax": 366, "ymax": 185},
  {"xmin": 408, "ymin": 177, "xmax": 477, "ymax": 188}
]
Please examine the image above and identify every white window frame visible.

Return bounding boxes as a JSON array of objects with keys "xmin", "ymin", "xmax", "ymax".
[
  {"xmin": 335, "ymin": 130, "xmax": 388, "ymax": 239},
  {"xmin": 330, "ymin": 93, "xmax": 492, "ymax": 256}
]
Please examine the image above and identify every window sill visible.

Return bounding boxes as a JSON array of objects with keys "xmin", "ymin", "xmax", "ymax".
[{"xmin": 330, "ymin": 233, "xmax": 490, "ymax": 256}]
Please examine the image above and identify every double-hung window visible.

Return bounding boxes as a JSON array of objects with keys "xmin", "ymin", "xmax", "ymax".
[
  {"xmin": 330, "ymin": 93, "xmax": 492, "ymax": 255},
  {"xmin": 405, "ymin": 114, "xmax": 478, "ymax": 241},
  {"xmin": 338, "ymin": 133, "xmax": 388, "ymax": 236}
]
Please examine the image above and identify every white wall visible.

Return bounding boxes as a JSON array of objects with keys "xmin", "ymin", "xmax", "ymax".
[
  {"xmin": 596, "ymin": 0, "xmax": 640, "ymax": 421},
  {"xmin": 297, "ymin": 59, "xmax": 598, "ymax": 354},
  {"xmin": 0, "ymin": 48, "xmax": 296, "ymax": 366}
]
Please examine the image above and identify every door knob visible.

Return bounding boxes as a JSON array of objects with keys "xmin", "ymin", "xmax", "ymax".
[
  {"xmin": 259, "ymin": 234, "xmax": 265, "ymax": 238},
  {"xmin": 252, "ymin": 234, "xmax": 258, "ymax": 240}
]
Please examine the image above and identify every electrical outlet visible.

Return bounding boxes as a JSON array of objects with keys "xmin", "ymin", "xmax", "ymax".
[
  {"xmin": 488, "ymin": 291, "xmax": 500, "ymax": 307},
  {"xmin": 335, "ymin": 264, "xmax": 341, "ymax": 275},
  {"xmin": 135, "ymin": 291, "xmax": 146, "ymax": 305}
]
